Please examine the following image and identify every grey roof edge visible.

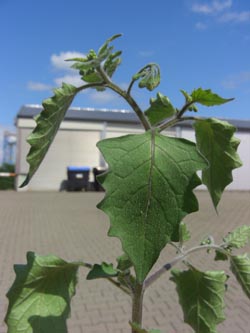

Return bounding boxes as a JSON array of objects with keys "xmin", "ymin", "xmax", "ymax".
[{"xmin": 17, "ymin": 104, "xmax": 250, "ymax": 130}]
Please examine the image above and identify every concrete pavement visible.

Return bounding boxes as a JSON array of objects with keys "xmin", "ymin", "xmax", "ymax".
[{"xmin": 0, "ymin": 191, "xmax": 249, "ymax": 333}]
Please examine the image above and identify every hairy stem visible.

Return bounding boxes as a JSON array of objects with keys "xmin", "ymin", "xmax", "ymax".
[
  {"xmin": 76, "ymin": 81, "xmax": 107, "ymax": 93},
  {"xmin": 96, "ymin": 65, "xmax": 151, "ymax": 131},
  {"xmin": 144, "ymin": 243, "xmax": 229, "ymax": 289},
  {"xmin": 107, "ymin": 277, "xmax": 131, "ymax": 295},
  {"xmin": 131, "ymin": 282, "xmax": 144, "ymax": 333},
  {"xmin": 158, "ymin": 116, "xmax": 201, "ymax": 132}
]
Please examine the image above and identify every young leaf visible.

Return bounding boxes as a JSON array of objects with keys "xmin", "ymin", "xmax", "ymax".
[
  {"xmin": 145, "ymin": 93, "xmax": 176, "ymax": 126},
  {"xmin": 97, "ymin": 130, "xmax": 207, "ymax": 282},
  {"xmin": 230, "ymin": 254, "xmax": 250, "ymax": 298},
  {"xmin": 116, "ymin": 253, "xmax": 133, "ymax": 271},
  {"xmin": 224, "ymin": 225, "xmax": 250, "ymax": 249},
  {"xmin": 133, "ymin": 63, "xmax": 160, "ymax": 91},
  {"xmin": 194, "ymin": 118, "xmax": 242, "ymax": 208},
  {"xmin": 5, "ymin": 252, "xmax": 80, "ymax": 333},
  {"xmin": 214, "ymin": 250, "xmax": 229, "ymax": 261},
  {"xmin": 67, "ymin": 34, "xmax": 122, "ymax": 84},
  {"xmin": 171, "ymin": 267, "xmax": 227, "ymax": 333},
  {"xmin": 98, "ymin": 33, "xmax": 122, "ymax": 59},
  {"xmin": 87, "ymin": 262, "xmax": 118, "ymax": 280},
  {"xmin": 179, "ymin": 222, "xmax": 191, "ymax": 243},
  {"xmin": 191, "ymin": 88, "xmax": 234, "ymax": 106},
  {"xmin": 180, "ymin": 89, "xmax": 198, "ymax": 112},
  {"xmin": 21, "ymin": 83, "xmax": 79, "ymax": 187}
]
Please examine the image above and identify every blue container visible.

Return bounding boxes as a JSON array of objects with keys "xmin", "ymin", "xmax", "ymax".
[
  {"xmin": 66, "ymin": 166, "xmax": 90, "ymax": 191},
  {"xmin": 67, "ymin": 166, "xmax": 90, "ymax": 172}
]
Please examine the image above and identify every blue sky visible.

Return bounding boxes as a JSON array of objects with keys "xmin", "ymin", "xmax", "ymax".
[{"xmin": 0, "ymin": 0, "xmax": 250, "ymax": 137}]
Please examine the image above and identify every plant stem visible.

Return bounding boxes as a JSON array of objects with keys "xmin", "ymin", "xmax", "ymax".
[
  {"xmin": 96, "ymin": 65, "xmax": 151, "ymax": 131},
  {"xmin": 144, "ymin": 243, "xmax": 229, "ymax": 289},
  {"xmin": 131, "ymin": 282, "xmax": 144, "ymax": 332},
  {"xmin": 107, "ymin": 277, "xmax": 131, "ymax": 295},
  {"xmin": 158, "ymin": 116, "xmax": 201, "ymax": 132}
]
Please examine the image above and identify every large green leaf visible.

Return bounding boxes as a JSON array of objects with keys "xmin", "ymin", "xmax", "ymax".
[
  {"xmin": 194, "ymin": 118, "xmax": 242, "ymax": 208},
  {"xmin": 97, "ymin": 130, "xmax": 207, "ymax": 282},
  {"xmin": 191, "ymin": 88, "xmax": 234, "ymax": 106},
  {"xmin": 145, "ymin": 92, "xmax": 176, "ymax": 126},
  {"xmin": 171, "ymin": 268, "xmax": 227, "ymax": 333},
  {"xmin": 5, "ymin": 252, "xmax": 80, "ymax": 333},
  {"xmin": 230, "ymin": 254, "xmax": 250, "ymax": 298},
  {"xmin": 21, "ymin": 83, "xmax": 78, "ymax": 187},
  {"xmin": 224, "ymin": 225, "xmax": 250, "ymax": 249}
]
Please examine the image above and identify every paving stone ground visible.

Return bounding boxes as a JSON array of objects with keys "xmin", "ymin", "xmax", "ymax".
[{"xmin": 0, "ymin": 190, "xmax": 249, "ymax": 333}]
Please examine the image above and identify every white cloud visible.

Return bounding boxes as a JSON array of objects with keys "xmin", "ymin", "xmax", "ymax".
[
  {"xmin": 192, "ymin": 0, "xmax": 232, "ymax": 14},
  {"xmin": 195, "ymin": 22, "xmax": 208, "ymax": 30},
  {"xmin": 50, "ymin": 51, "xmax": 85, "ymax": 71},
  {"xmin": 27, "ymin": 81, "xmax": 52, "ymax": 91},
  {"xmin": 222, "ymin": 71, "xmax": 250, "ymax": 89},
  {"xmin": 219, "ymin": 11, "xmax": 250, "ymax": 23},
  {"xmin": 89, "ymin": 90, "xmax": 120, "ymax": 104},
  {"xmin": 54, "ymin": 74, "xmax": 84, "ymax": 87}
]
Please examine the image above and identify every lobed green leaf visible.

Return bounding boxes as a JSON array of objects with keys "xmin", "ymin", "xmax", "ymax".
[
  {"xmin": 224, "ymin": 225, "xmax": 250, "ymax": 249},
  {"xmin": 5, "ymin": 252, "xmax": 80, "ymax": 333},
  {"xmin": 171, "ymin": 267, "xmax": 227, "ymax": 333},
  {"xmin": 194, "ymin": 118, "xmax": 242, "ymax": 208},
  {"xmin": 21, "ymin": 83, "xmax": 79, "ymax": 187},
  {"xmin": 191, "ymin": 88, "xmax": 234, "ymax": 106},
  {"xmin": 97, "ymin": 130, "xmax": 207, "ymax": 282},
  {"xmin": 230, "ymin": 254, "xmax": 250, "ymax": 298},
  {"xmin": 145, "ymin": 92, "xmax": 176, "ymax": 126}
]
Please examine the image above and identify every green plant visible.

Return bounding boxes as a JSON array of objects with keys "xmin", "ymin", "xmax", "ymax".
[
  {"xmin": 5, "ymin": 35, "xmax": 250, "ymax": 333},
  {"xmin": 0, "ymin": 163, "xmax": 15, "ymax": 190}
]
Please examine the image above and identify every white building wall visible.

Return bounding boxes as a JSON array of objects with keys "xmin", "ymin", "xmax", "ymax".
[{"xmin": 16, "ymin": 117, "xmax": 250, "ymax": 191}]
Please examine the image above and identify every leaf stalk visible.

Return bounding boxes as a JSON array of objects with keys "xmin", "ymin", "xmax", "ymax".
[{"xmin": 144, "ymin": 243, "xmax": 230, "ymax": 289}]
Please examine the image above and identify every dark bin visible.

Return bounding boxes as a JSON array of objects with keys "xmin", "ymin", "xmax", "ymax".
[
  {"xmin": 93, "ymin": 167, "xmax": 106, "ymax": 191},
  {"xmin": 67, "ymin": 166, "xmax": 90, "ymax": 191}
]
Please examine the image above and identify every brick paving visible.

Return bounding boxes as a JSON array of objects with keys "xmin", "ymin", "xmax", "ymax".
[{"xmin": 0, "ymin": 190, "xmax": 249, "ymax": 333}]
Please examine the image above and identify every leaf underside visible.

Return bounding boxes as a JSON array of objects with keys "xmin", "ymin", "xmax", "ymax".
[
  {"xmin": 145, "ymin": 92, "xmax": 176, "ymax": 126},
  {"xmin": 194, "ymin": 118, "xmax": 242, "ymax": 208},
  {"xmin": 5, "ymin": 252, "xmax": 79, "ymax": 333},
  {"xmin": 97, "ymin": 130, "xmax": 207, "ymax": 282},
  {"xmin": 21, "ymin": 83, "xmax": 78, "ymax": 187},
  {"xmin": 230, "ymin": 254, "xmax": 250, "ymax": 298},
  {"xmin": 171, "ymin": 268, "xmax": 227, "ymax": 333},
  {"xmin": 224, "ymin": 225, "xmax": 250, "ymax": 249}
]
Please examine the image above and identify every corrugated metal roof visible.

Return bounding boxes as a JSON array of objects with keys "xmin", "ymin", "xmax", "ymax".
[{"xmin": 17, "ymin": 104, "xmax": 250, "ymax": 130}]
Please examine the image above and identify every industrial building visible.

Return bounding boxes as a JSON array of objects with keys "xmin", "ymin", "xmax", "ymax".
[{"xmin": 15, "ymin": 104, "xmax": 250, "ymax": 191}]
